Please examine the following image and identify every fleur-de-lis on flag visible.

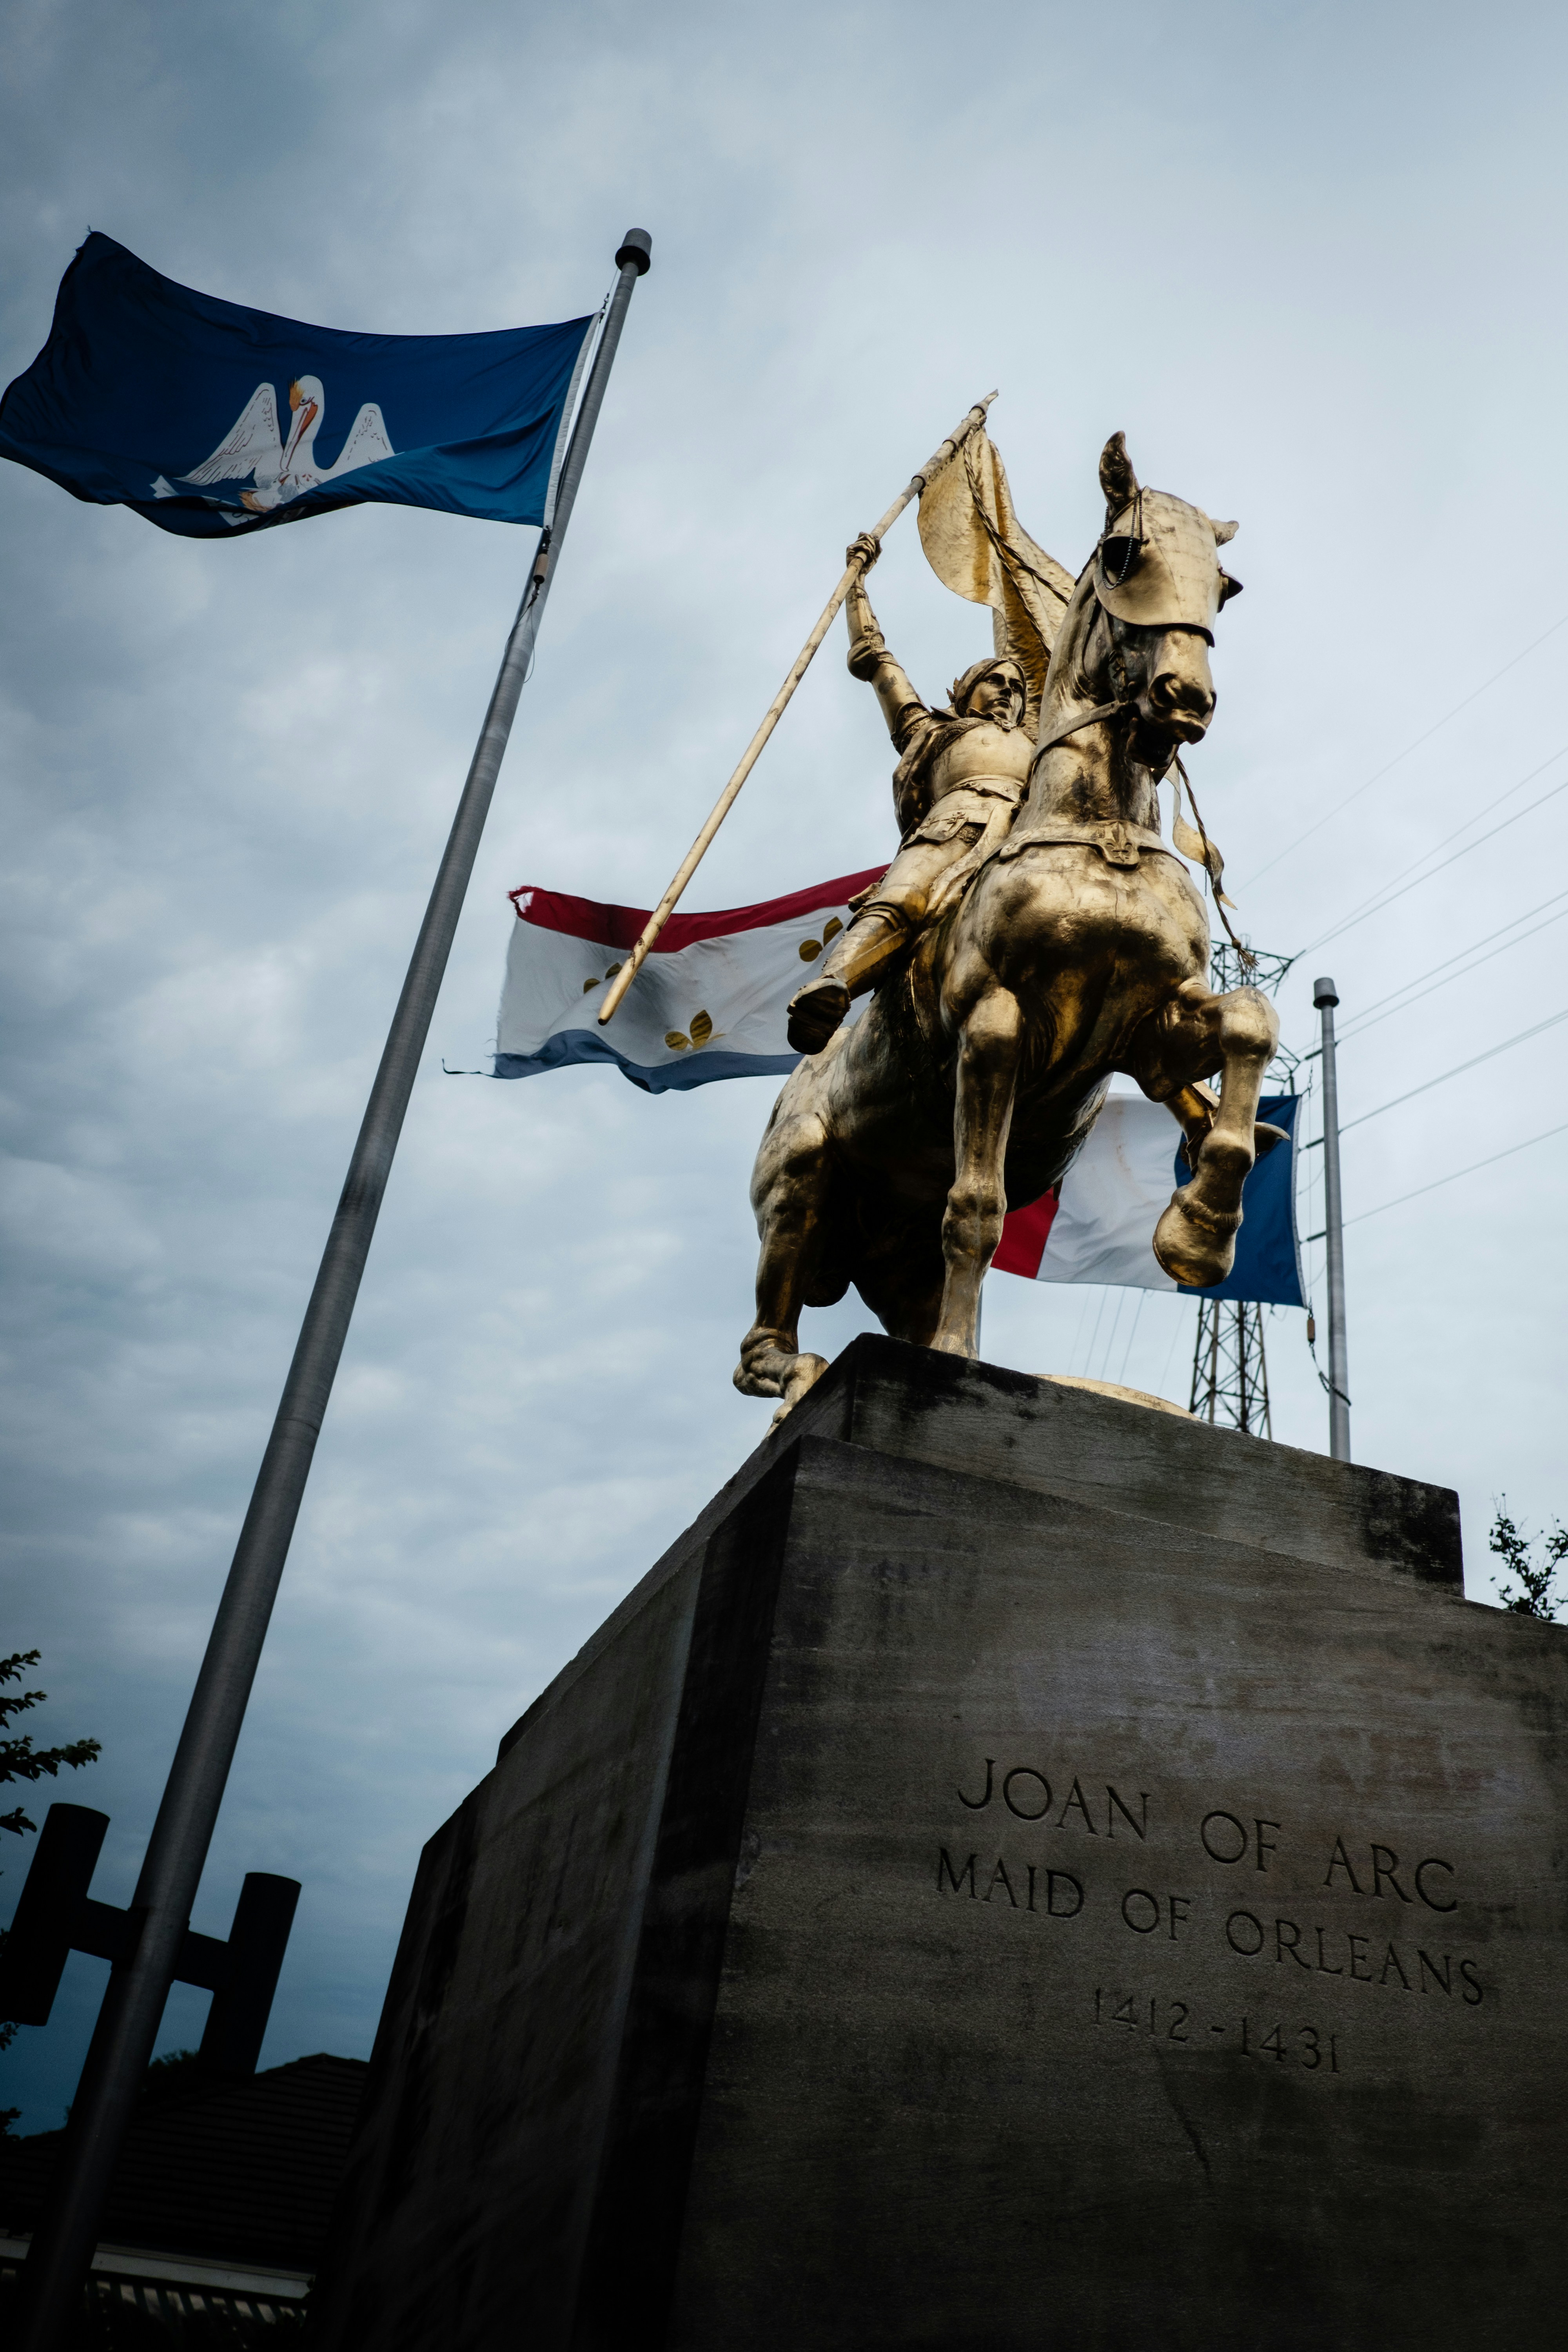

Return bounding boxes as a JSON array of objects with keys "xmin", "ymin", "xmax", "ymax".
[
  {"xmin": 665, "ymin": 1011, "xmax": 717, "ymax": 1053},
  {"xmin": 796, "ymin": 917, "xmax": 843, "ymax": 963}
]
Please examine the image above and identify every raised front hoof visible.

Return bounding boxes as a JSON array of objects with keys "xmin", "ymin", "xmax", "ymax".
[
  {"xmin": 1153, "ymin": 1187, "xmax": 1242, "ymax": 1289},
  {"xmin": 786, "ymin": 978, "xmax": 851, "ymax": 1054}
]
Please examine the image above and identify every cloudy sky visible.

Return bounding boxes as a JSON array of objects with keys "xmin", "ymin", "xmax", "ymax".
[{"xmin": 5, "ymin": 0, "xmax": 1567, "ymax": 2128}]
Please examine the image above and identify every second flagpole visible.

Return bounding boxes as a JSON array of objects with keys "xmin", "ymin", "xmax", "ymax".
[
  {"xmin": 1313, "ymin": 975, "xmax": 1352, "ymax": 1462},
  {"xmin": 14, "ymin": 227, "xmax": 652, "ymax": 2352}
]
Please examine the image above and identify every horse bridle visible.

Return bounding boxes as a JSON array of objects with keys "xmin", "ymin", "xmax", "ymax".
[
  {"xmin": 1029, "ymin": 697, "xmax": 1134, "ymax": 769},
  {"xmin": 1028, "ymin": 570, "xmax": 1217, "ymax": 773}
]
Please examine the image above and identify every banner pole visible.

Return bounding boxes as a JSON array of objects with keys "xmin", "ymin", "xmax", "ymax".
[
  {"xmin": 14, "ymin": 227, "xmax": 652, "ymax": 2352},
  {"xmin": 1313, "ymin": 976, "xmax": 1352, "ymax": 1462},
  {"xmin": 595, "ymin": 389, "xmax": 997, "ymax": 1026}
]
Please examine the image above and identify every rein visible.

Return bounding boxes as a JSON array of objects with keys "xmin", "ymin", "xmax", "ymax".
[
  {"xmin": 1173, "ymin": 755, "xmax": 1254, "ymax": 970},
  {"xmin": 1027, "ymin": 697, "xmax": 1132, "ymax": 772},
  {"xmin": 1022, "ymin": 695, "xmax": 1256, "ymax": 974}
]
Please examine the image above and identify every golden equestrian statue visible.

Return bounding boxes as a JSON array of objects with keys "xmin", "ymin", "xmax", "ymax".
[{"xmin": 735, "ymin": 426, "xmax": 1278, "ymax": 1417}]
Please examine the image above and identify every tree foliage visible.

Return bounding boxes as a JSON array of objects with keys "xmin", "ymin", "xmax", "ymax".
[
  {"xmin": 1489, "ymin": 1504, "xmax": 1568, "ymax": 1621},
  {"xmin": 2, "ymin": 1649, "xmax": 102, "ymax": 2123},
  {"xmin": 2, "ymin": 1650, "xmax": 103, "ymax": 1838}
]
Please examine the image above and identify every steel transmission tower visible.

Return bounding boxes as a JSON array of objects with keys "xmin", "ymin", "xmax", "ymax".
[
  {"xmin": 1187, "ymin": 940, "xmax": 1295, "ymax": 1434},
  {"xmin": 1189, "ymin": 1298, "xmax": 1272, "ymax": 1434}
]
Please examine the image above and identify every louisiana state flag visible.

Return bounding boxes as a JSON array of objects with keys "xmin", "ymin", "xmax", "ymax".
[{"xmin": 0, "ymin": 233, "xmax": 594, "ymax": 538}]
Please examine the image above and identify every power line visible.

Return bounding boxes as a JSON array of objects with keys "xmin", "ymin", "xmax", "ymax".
[
  {"xmin": 1096, "ymin": 1288, "xmax": 1131, "ymax": 1382},
  {"xmin": 1077, "ymin": 1285, "xmax": 1113, "ymax": 1377},
  {"xmin": 1065, "ymin": 1284, "xmax": 1096, "ymax": 1372},
  {"xmin": 1335, "ymin": 887, "xmax": 1568, "ymax": 1041},
  {"xmin": 1114, "ymin": 1290, "xmax": 1146, "ymax": 1385},
  {"xmin": 1301, "ymin": 746, "xmax": 1568, "ymax": 953},
  {"xmin": 1334, "ymin": 1118, "xmax": 1568, "ymax": 1230},
  {"xmin": 1303, "ymin": 741, "xmax": 1568, "ymax": 951},
  {"xmin": 1154, "ymin": 1301, "xmax": 1186, "ymax": 1402},
  {"xmin": 1297, "ymin": 889, "xmax": 1568, "ymax": 1061},
  {"xmin": 1302, "ymin": 1003, "xmax": 1568, "ymax": 1145},
  {"xmin": 1238, "ymin": 610, "xmax": 1568, "ymax": 890}
]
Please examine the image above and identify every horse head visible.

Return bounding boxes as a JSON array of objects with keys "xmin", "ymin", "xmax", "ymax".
[{"xmin": 1040, "ymin": 435, "xmax": 1240, "ymax": 781}]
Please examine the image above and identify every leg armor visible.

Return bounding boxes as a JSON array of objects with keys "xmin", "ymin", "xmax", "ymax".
[{"xmin": 786, "ymin": 833, "xmax": 978, "ymax": 1054}]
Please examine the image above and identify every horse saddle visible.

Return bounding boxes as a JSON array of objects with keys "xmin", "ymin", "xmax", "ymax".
[{"xmin": 997, "ymin": 819, "xmax": 1180, "ymax": 871}]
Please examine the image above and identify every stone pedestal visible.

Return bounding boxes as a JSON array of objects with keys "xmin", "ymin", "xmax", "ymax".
[{"xmin": 312, "ymin": 1338, "xmax": 1568, "ymax": 2351}]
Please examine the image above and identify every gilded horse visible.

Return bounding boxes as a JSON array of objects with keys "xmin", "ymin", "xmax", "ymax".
[{"xmin": 735, "ymin": 433, "xmax": 1279, "ymax": 1417}]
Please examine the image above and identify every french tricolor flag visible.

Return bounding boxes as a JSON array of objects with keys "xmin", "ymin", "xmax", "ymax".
[
  {"xmin": 493, "ymin": 879, "xmax": 1303, "ymax": 1307},
  {"xmin": 991, "ymin": 1093, "xmax": 1305, "ymax": 1305}
]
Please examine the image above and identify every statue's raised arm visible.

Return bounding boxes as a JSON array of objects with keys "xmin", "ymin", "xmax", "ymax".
[{"xmin": 843, "ymin": 543, "xmax": 929, "ymax": 755}]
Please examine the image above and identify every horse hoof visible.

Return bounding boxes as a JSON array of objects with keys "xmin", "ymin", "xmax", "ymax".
[
  {"xmin": 1153, "ymin": 1188, "xmax": 1242, "ymax": 1288},
  {"xmin": 769, "ymin": 1354, "xmax": 830, "ymax": 1426},
  {"xmin": 787, "ymin": 979, "xmax": 851, "ymax": 1054}
]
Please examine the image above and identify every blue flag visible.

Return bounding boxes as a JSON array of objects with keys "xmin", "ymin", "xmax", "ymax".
[
  {"xmin": 0, "ymin": 233, "xmax": 595, "ymax": 540},
  {"xmin": 1175, "ymin": 1093, "xmax": 1305, "ymax": 1307}
]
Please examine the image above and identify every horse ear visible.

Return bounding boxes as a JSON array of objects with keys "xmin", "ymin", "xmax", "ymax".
[
  {"xmin": 1211, "ymin": 517, "xmax": 1239, "ymax": 545},
  {"xmin": 1099, "ymin": 432, "xmax": 1140, "ymax": 514}
]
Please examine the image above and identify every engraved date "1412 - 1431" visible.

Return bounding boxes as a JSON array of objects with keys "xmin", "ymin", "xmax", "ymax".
[{"xmin": 1095, "ymin": 1989, "xmax": 1341, "ymax": 2071}]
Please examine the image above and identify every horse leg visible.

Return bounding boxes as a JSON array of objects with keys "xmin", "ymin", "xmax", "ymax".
[
  {"xmin": 1136, "ymin": 985, "xmax": 1279, "ymax": 1288},
  {"xmin": 932, "ymin": 984, "xmax": 1024, "ymax": 1357},
  {"xmin": 1165, "ymin": 1079, "xmax": 1219, "ymax": 1167},
  {"xmin": 853, "ymin": 1218, "xmax": 947, "ymax": 1350},
  {"xmin": 1164, "ymin": 1076, "xmax": 1289, "ymax": 1171},
  {"xmin": 734, "ymin": 1108, "xmax": 833, "ymax": 1423}
]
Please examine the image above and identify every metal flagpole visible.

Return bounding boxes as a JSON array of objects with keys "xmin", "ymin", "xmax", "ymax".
[
  {"xmin": 1313, "ymin": 975, "xmax": 1352, "ymax": 1462},
  {"xmin": 14, "ymin": 226, "xmax": 652, "ymax": 2352}
]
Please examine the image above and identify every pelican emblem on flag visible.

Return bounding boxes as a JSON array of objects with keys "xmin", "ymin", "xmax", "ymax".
[
  {"xmin": 0, "ymin": 232, "xmax": 596, "ymax": 539},
  {"xmin": 152, "ymin": 375, "xmax": 394, "ymax": 525}
]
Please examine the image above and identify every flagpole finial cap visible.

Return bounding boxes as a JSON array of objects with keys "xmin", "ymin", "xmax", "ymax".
[
  {"xmin": 615, "ymin": 229, "xmax": 653, "ymax": 275},
  {"xmin": 1312, "ymin": 976, "xmax": 1339, "ymax": 1009}
]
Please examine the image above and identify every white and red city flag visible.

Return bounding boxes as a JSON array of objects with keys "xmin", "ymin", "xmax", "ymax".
[
  {"xmin": 494, "ymin": 875, "xmax": 1303, "ymax": 1305},
  {"xmin": 495, "ymin": 870, "xmax": 882, "ymax": 1091}
]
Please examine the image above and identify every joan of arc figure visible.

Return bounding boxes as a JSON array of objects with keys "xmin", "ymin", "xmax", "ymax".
[{"xmin": 786, "ymin": 534, "xmax": 1035, "ymax": 1054}]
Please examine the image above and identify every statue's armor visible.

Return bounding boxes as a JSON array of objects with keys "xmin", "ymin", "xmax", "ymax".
[{"xmin": 786, "ymin": 583, "xmax": 1029, "ymax": 1052}]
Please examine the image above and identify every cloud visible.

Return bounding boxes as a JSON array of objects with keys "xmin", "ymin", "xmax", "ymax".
[{"xmin": 5, "ymin": 0, "xmax": 1568, "ymax": 2128}]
